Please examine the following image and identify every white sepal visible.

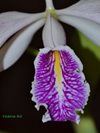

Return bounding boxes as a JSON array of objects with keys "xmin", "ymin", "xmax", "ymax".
[
  {"xmin": 42, "ymin": 15, "xmax": 66, "ymax": 48},
  {"xmin": 57, "ymin": 0, "xmax": 100, "ymax": 24},
  {"xmin": 57, "ymin": 0, "xmax": 100, "ymax": 46},
  {"xmin": 0, "ymin": 11, "xmax": 45, "ymax": 47},
  {"xmin": 0, "ymin": 19, "xmax": 45, "ymax": 72},
  {"xmin": 58, "ymin": 15, "xmax": 100, "ymax": 46}
]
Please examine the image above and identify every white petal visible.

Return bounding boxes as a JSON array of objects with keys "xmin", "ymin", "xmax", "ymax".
[
  {"xmin": 57, "ymin": 0, "xmax": 100, "ymax": 24},
  {"xmin": 0, "ymin": 19, "xmax": 45, "ymax": 72},
  {"xmin": 0, "ymin": 11, "xmax": 44, "ymax": 47},
  {"xmin": 42, "ymin": 15, "xmax": 66, "ymax": 48},
  {"xmin": 57, "ymin": 0, "xmax": 100, "ymax": 46},
  {"xmin": 58, "ymin": 15, "xmax": 100, "ymax": 46}
]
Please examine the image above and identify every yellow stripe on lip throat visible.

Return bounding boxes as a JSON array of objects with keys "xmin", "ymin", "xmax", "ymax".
[{"xmin": 54, "ymin": 51, "xmax": 62, "ymax": 91}]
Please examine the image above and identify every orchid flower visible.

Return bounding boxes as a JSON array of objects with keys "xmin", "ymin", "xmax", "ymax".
[{"xmin": 2, "ymin": 0, "xmax": 100, "ymax": 123}]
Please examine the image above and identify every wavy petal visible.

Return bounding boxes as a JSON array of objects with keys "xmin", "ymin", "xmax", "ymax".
[
  {"xmin": 57, "ymin": 0, "xmax": 100, "ymax": 46},
  {"xmin": 0, "ymin": 11, "xmax": 44, "ymax": 47},
  {"xmin": 42, "ymin": 15, "xmax": 66, "ymax": 48},
  {"xmin": 0, "ymin": 19, "xmax": 45, "ymax": 71},
  {"xmin": 31, "ymin": 46, "xmax": 90, "ymax": 123}
]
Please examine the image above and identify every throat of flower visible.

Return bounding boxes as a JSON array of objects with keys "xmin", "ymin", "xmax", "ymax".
[
  {"xmin": 54, "ymin": 51, "xmax": 62, "ymax": 91},
  {"xmin": 46, "ymin": 8, "xmax": 58, "ymax": 20}
]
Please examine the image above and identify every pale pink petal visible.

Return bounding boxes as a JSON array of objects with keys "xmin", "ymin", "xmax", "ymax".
[
  {"xmin": 57, "ymin": 0, "xmax": 100, "ymax": 24},
  {"xmin": 57, "ymin": 0, "xmax": 100, "ymax": 46},
  {"xmin": 0, "ymin": 19, "xmax": 45, "ymax": 71},
  {"xmin": 0, "ymin": 11, "xmax": 44, "ymax": 47}
]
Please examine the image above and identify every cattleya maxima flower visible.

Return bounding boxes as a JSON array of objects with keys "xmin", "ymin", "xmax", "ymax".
[{"xmin": 1, "ymin": 0, "xmax": 100, "ymax": 123}]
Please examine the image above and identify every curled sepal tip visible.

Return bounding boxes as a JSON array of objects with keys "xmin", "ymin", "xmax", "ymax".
[{"xmin": 31, "ymin": 46, "xmax": 90, "ymax": 123}]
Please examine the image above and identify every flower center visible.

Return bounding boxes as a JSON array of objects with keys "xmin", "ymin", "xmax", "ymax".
[{"xmin": 46, "ymin": 8, "xmax": 58, "ymax": 19}]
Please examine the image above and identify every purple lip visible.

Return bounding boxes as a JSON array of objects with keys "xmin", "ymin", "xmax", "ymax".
[{"xmin": 31, "ymin": 46, "xmax": 90, "ymax": 123}]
